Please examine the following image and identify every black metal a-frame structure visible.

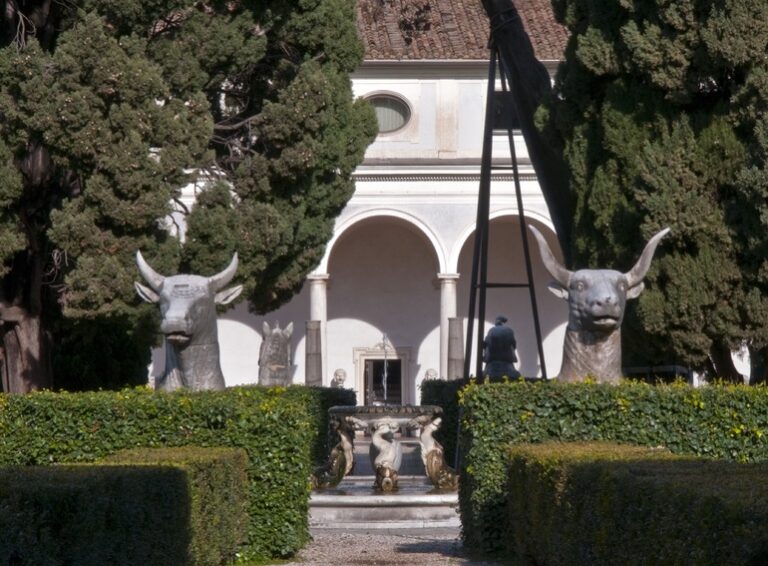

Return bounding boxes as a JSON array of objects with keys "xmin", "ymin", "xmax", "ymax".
[{"xmin": 463, "ymin": 41, "xmax": 548, "ymax": 381}]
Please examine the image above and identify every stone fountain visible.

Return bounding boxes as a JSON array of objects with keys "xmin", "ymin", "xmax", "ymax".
[{"xmin": 309, "ymin": 404, "xmax": 460, "ymax": 528}]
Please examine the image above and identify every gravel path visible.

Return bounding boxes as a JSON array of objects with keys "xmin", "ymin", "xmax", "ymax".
[{"xmin": 284, "ymin": 528, "xmax": 500, "ymax": 565}]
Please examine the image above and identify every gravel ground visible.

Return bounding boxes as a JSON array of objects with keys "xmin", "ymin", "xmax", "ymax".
[{"xmin": 283, "ymin": 528, "xmax": 500, "ymax": 565}]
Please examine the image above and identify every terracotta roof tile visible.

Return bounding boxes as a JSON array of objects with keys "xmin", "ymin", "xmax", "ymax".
[{"xmin": 357, "ymin": 0, "xmax": 568, "ymax": 61}]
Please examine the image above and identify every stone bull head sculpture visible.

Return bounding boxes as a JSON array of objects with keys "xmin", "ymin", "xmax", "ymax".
[
  {"xmin": 529, "ymin": 226, "xmax": 670, "ymax": 383},
  {"xmin": 135, "ymin": 252, "xmax": 242, "ymax": 391}
]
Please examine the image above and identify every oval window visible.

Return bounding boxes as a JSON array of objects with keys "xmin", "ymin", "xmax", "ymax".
[{"xmin": 368, "ymin": 94, "xmax": 411, "ymax": 134}]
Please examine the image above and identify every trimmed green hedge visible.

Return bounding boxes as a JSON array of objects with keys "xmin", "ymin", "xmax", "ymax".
[
  {"xmin": 0, "ymin": 385, "xmax": 354, "ymax": 561},
  {"xmin": 0, "ymin": 447, "xmax": 248, "ymax": 565},
  {"xmin": 506, "ymin": 442, "xmax": 768, "ymax": 565},
  {"xmin": 304, "ymin": 386, "xmax": 357, "ymax": 465},
  {"xmin": 459, "ymin": 380, "xmax": 768, "ymax": 554},
  {"xmin": 104, "ymin": 446, "xmax": 250, "ymax": 564}
]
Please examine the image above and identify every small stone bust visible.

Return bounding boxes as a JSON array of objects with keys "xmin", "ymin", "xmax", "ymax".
[
  {"xmin": 331, "ymin": 368, "xmax": 347, "ymax": 388},
  {"xmin": 482, "ymin": 315, "xmax": 521, "ymax": 380},
  {"xmin": 424, "ymin": 368, "xmax": 438, "ymax": 381}
]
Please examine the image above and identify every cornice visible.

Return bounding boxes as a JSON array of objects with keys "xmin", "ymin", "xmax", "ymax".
[{"xmin": 353, "ymin": 172, "xmax": 538, "ymax": 183}]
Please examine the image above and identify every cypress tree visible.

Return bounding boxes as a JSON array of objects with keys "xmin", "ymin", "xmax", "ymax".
[
  {"xmin": 543, "ymin": 0, "xmax": 768, "ymax": 380},
  {"xmin": 0, "ymin": 1, "xmax": 376, "ymax": 391}
]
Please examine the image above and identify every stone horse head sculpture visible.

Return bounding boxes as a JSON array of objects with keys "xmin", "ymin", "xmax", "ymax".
[
  {"xmin": 135, "ymin": 252, "xmax": 242, "ymax": 391},
  {"xmin": 258, "ymin": 321, "xmax": 294, "ymax": 386},
  {"xmin": 529, "ymin": 226, "xmax": 670, "ymax": 383}
]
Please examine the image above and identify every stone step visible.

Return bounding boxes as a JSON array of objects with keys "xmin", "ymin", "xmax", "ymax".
[{"xmin": 310, "ymin": 476, "xmax": 460, "ymax": 529}]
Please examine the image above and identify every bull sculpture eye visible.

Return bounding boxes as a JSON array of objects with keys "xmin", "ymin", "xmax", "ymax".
[{"xmin": 574, "ymin": 281, "xmax": 585, "ymax": 291}]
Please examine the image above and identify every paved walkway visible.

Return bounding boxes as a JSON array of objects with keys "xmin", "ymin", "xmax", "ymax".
[{"xmin": 284, "ymin": 528, "xmax": 500, "ymax": 565}]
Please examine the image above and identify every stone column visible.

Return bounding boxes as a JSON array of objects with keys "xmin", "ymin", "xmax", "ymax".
[
  {"xmin": 438, "ymin": 273, "xmax": 459, "ymax": 379},
  {"xmin": 305, "ymin": 320, "xmax": 322, "ymax": 387},
  {"xmin": 447, "ymin": 317, "xmax": 465, "ymax": 380},
  {"xmin": 308, "ymin": 273, "xmax": 329, "ymax": 384}
]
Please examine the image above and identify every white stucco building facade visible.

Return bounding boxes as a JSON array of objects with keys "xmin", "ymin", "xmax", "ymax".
[{"xmin": 152, "ymin": 0, "xmax": 571, "ymax": 403}]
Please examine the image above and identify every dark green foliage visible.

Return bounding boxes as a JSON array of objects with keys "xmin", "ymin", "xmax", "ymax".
[
  {"xmin": 459, "ymin": 380, "xmax": 768, "ymax": 554},
  {"xmin": 51, "ymin": 314, "xmax": 158, "ymax": 391},
  {"xmin": 420, "ymin": 379, "xmax": 466, "ymax": 467},
  {"xmin": 0, "ymin": 447, "xmax": 249, "ymax": 565},
  {"xmin": 0, "ymin": 0, "xmax": 376, "ymax": 390},
  {"xmin": 0, "ymin": 385, "xmax": 354, "ymax": 561},
  {"xmin": 505, "ymin": 442, "xmax": 768, "ymax": 565},
  {"xmin": 543, "ymin": 0, "xmax": 768, "ymax": 378},
  {"xmin": 103, "ymin": 447, "xmax": 250, "ymax": 565},
  {"xmin": 0, "ymin": 465, "xmax": 192, "ymax": 565}
]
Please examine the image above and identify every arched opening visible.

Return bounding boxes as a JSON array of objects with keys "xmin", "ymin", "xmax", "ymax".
[
  {"xmin": 456, "ymin": 216, "xmax": 566, "ymax": 377},
  {"xmin": 327, "ymin": 216, "xmax": 442, "ymax": 403}
]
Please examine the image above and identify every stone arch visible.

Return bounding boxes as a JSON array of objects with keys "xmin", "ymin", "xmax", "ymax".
[
  {"xmin": 447, "ymin": 208, "xmax": 559, "ymax": 273},
  {"xmin": 452, "ymin": 211, "xmax": 566, "ymax": 378},
  {"xmin": 317, "ymin": 208, "xmax": 447, "ymax": 274}
]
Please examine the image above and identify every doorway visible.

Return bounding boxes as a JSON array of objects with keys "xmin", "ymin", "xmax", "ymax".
[{"xmin": 364, "ymin": 359, "xmax": 402, "ymax": 405}]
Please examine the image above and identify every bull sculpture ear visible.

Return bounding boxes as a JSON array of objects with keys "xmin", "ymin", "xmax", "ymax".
[
  {"xmin": 215, "ymin": 285, "xmax": 243, "ymax": 305},
  {"xmin": 136, "ymin": 251, "xmax": 165, "ymax": 291},
  {"xmin": 262, "ymin": 321, "xmax": 272, "ymax": 336},
  {"xmin": 134, "ymin": 281, "xmax": 159, "ymax": 304},
  {"xmin": 547, "ymin": 282, "xmax": 569, "ymax": 300},
  {"xmin": 208, "ymin": 253, "xmax": 241, "ymax": 305},
  {"xmin": 135, "ymin": 251, "xmax": 165, "ymax": 303},
  {"xmin": 626, "ymin": 281, "xmax": 645, "ymax": 300},
  {"xmin": 208, "ymin": 253, "xmax": 239, "ymax": 291},
  {"xmin": 624, "ymin": 227, "xmax": 671, "ymax": 291}
]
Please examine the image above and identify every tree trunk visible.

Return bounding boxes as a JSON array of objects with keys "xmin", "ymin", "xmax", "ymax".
[
  {"xmin": 0, "ymin": 313, "xmax": 51, "ymax": 393},
  {"xmin": 708, "ymin": 342, "xmax": 742, "ymax": 384},
  {"xmin": 749, "ymin": 346, "xmax": 768, "ymax": 385}
]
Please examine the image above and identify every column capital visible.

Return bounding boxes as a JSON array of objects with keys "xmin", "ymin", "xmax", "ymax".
[
  {"xmin": 307, "ymin": 272, "xmax": 330, "ymax": 282},
  {"xmin": 437, "ymin": 273, "xmax": 460, "ymax": 281}
]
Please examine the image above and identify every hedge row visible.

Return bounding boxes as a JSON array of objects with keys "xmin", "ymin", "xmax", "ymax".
[
  {"xmin": 0, "ymin": 447, "xmax": 248, "ymax": 565},
  {"xmin": 457, "ymin": 380, "xmax": 768, "ymax": 554},
  {"xmin": 0, "ymin": 385, "xmax": 355, "ymax": 561},
  {"xmin": 506, "ymin": 442, "xmax": 768, "ymax": 565}
]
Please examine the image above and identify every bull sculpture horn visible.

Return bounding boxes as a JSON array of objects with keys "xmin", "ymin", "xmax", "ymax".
[
  {"xmin": 625, "ymin": 228, "xmax": 671, "ymax": 287},
  {"xmin": 136, "ymin": 251, "xmax": 165, "ymax": 291},
  {"xmin": 208, "ymin": 253, "xmax": 239, "ymax": 291},
  {"xmin": 528, "ymin": 225, "xmax": 571, "ymax": 286}
]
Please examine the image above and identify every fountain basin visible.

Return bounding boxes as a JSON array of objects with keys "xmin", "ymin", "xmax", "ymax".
[{"xmin": 310, "ymin": 476, "xmax": 459, "ymax": 529}]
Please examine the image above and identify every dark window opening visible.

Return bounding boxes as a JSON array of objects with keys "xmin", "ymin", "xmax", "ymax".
[{"xmin": 365, "ymin": 359, "xmax": 402, "ymax": 405}]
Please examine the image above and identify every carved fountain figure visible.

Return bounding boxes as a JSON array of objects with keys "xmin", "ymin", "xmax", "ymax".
[
  {"xmin": 346, "ymin": 416, "xmax": 402, "ymax": 492},
  {"xmin": 411, "ymin": 414, "xmax": 459, "ymax": 490},
  {"xmin": 135, "ymin": 252, "xmax": 242, "ymax": 391},
  {"xmin": 528, "ymin": 226, "xmax": 670, "ymax": 383},
  {"xmin": 311, "ymin": 414, "xmax": 356, "ymax": 489}
]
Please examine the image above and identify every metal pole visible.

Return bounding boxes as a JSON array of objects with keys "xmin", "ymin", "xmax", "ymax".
[
  {"xmin": 464, "ymin": 45, "xmax": 499, "ymax": 380},
  {"xmin": 382, "ymin": 333, "xmax": 388, "ymax": 403},
  {"xmin": 497, "ymin": 61, "xmax": 548, "ymax": 380}
]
